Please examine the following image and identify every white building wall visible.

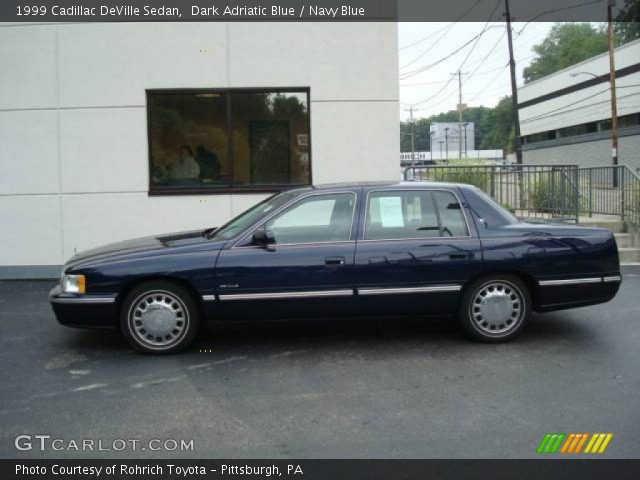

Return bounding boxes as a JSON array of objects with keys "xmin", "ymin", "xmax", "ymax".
[
  {"xmin": 0, "ymin": 22, "xmax": 399, "ymax": 276},
  {"xmin": 519, "ymin": 38, "xmax": 640, "ymax": 136}
]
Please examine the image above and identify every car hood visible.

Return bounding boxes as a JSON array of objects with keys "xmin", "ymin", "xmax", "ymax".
[{"xmin": 65, "ymin": 229, "xmax": 224, "ymax": 270}]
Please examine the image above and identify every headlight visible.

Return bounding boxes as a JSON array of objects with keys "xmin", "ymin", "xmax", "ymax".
[{"xmin": 61, "ymin": 274, "xmax": 85, "ymax": 294}]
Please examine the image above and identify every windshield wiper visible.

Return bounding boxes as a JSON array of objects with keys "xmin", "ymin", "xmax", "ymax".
[{"xmin": 202, "ymin": 227, "xmax": 218, "ymax": 239}]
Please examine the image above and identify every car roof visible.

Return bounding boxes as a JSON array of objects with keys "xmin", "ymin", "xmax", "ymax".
[{"xmin": 286, "ymin": 181, "xmax": 469, "ymax": 194}]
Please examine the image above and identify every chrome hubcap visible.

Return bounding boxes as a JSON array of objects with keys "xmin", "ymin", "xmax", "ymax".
[
  {"xmin": 128, "ymin": 291, "xmax": 188, "ymax": 348},
  {"xmin": 471, "ymin": 281, "xmax": 523, "ymax": 335}
]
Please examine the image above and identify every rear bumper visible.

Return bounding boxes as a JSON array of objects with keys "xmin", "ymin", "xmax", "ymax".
[
  {"xmin": 535, "ymin": 274, "xmax": 621, "ymax": 312},
  {"xmin": 49, "ymin": 285, "xmax": 118, "ymax": 329}
]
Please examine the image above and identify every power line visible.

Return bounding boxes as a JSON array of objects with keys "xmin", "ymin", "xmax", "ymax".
[
  {"xmin": 398, "ymin": 0, "xmax": 486, "ymax": 52},
  {"xmin": 400, "ymin": 64, "xmax": 508, "ymax": 88},
  {"xmin": 398, "ymin": 22, "xmax": 454, "ymax": 52},
  {"xmin": 406, "ymin": 0, "xmax": 503, "ymax": 106},
  {"xmin": 520, "ymin": 92, "xmax": 640, "ymax": 128},
  {"xmin": 400, "ymin": 79, "xmax": 457, "ymax": 87},
  {"xmin": 399, "ymin": 30, "xmax": 490, "ymax": 79},
  {"xmin": 520, "ymin": 88, "xmax": 617, "ymax": 123},
  {"xmin": 400, "ymin": 0, "xmax": 503, "ymax": 79},
  {"xmin": 467, "ymin": 62, "xmax": 510, "ymax": 102},
  {"xmin": 463, "ymin": 29, "xmax": 507, "ymax": 87},
  {"xmin": 516, "ymin": 0, "xmax": 604, "ymax": 35},
  {"xmin": 399, "ymin": 23, "xmax": 458, "ymax": 70}
]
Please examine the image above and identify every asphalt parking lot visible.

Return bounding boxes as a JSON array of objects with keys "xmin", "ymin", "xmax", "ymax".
[{"xmin": 1, "ymin": 268, "xmax": 639, "ymax": 459}]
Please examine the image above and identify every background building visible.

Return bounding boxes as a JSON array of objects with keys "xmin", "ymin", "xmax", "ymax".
[
  {"xmin": 429, "ymin": 122, "xmax": 475, "ymax": 159},
  {"xmin": 519, "ymin": 38, "xmax": 640, "ymax": 171},
  {"xmin": 0, "ymin": 22, "xmax": 399, "ymax": 278}
]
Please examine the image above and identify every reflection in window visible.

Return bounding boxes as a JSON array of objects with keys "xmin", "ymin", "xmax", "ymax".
[
  {"xmin": 365, "ymin": 190, "xmax": 468, "ymax": 240},
  {"xmin": 366, "ymin": 191, "xmax": 440, "ymax": 240},
  {"xmin": 147, "ymin": 90, "xmax": 310, "ymax": 193},
  {"xmin": 264, "ymin": 193, "xmax": 355, "ymax": 244},
  {"xmin": 432, "ymin": 191, "xmax": 468, "ymax": 237}
]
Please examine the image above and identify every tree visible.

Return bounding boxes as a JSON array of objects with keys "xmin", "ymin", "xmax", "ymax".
[
  {"xmin": 478, "ymin": 96, "xmax": 514, "ymax": 153},
  {"xmin": 399, "ymin": 99, "xmax": 514, "ymax": 154},
  {"xmin": 615, "ymin": 0, "xmax": 640, "ymax": 44},
  {"xmin": 522, "ymin": 23, "xmax": 609, "ymax": 84}
]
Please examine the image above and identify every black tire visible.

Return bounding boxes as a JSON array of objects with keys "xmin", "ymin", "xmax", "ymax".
[
  {"xmin": 458, "ymin": 274, "xmax": 531, "ymax": 343},
  {"xmin": 120, "ymin": 280, "xmax": 201, "ymax": 354}
]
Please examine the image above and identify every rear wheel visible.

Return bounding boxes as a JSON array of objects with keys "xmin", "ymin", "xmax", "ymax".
[
  {"xmin": 120, "ymin": 280, "xmax": 201, "ymax": 354},
  {"xmin": 458, "ymin": 274, "xmax": 530, "ymax": 342}
]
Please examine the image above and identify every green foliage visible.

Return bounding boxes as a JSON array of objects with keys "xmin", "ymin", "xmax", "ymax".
[
  {"xmin": 623, "ymin": 188, "xmax": 640, "ymax": 232},
  {"xmin": 400, "ymin": 97, "xmax": 515, "ymax": 154},
  {"xmin": 478, "ymin": 96, "xmax": 514, "ymax": 152},
  {"xmin": 530, "ymin": 176, "xmax": 579, "ymax": 214},
  {"xmin": 615, "ymin": 0, "xmax": 640, "ymax": 44},
  {"xmin": 425, "ymin": 162, "xmax": 491, "ymax": 190},
  {"xmin": 523, "ymin": 23, "xmax": 609, "ymax": 84},
  {"xmin": 401, "ymin": 18, "xmax": 640, "ymax": 156}
]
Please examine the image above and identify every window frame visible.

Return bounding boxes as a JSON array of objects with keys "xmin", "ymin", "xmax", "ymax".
[
  {"xmin": 233, "ymin": 191, "xmax": 358, "ymax": 248},
  {"xmin": 362, "ymin": 188, "xmax": 471, "ymax": 242},
  {"xmin": 146, "ymin": 87, "xmax": 312, "ymax": 196}
]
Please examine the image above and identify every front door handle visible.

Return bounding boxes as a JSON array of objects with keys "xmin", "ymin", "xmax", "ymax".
[
  {"xmin": 325, "ymin": 256, "xmax": 345, "ymax": 265},
  {"xmin": 449, "ymin": 253, "xmax": 470, "ymax": 260}
]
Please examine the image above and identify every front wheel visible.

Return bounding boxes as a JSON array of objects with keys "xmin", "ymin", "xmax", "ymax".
[
  {"xmin": 120, "ymin": 280, "xmax": 201, "ymax": 354},
  {"xmin": 458, "ymin": 275, "xmax": 531, "ymax": 342}
]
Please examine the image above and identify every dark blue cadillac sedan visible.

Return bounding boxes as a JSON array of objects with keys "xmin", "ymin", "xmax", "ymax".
[{"xmin": 50, "ymin": 182, "xmax": 621, "ymax": 354}]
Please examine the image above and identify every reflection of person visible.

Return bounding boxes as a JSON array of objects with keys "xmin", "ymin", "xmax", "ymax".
[
  {"xmin": 195, "ymin": 145, "xmax": 221, "ymax": 181},
  {"xmin": 167, "ymin": 146, "xmax": 200, "ymax": 184}
]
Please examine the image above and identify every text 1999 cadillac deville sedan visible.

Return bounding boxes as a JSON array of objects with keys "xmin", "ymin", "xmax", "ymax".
[{"xmin": 50, "ymin": 182, "xmax": 621, "ymax": 354}]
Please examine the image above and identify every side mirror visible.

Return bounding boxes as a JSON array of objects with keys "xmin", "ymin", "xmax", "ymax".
[{"xmin": 252, "ymin": 229, "xmax": 275, "ymax": 248}]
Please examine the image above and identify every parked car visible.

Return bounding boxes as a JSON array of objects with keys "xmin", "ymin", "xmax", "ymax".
[{"xmin": 50, "ymin": 182, "xmax": 621, "ymax": 354}]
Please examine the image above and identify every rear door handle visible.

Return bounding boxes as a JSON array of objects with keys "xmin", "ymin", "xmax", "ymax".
[
  {"xmin": 325, "ymin": 256, "xmax": 345, "ymax": 265},
  {"xmin": 449, "ymin": 253, "xmax": 470, "ymax": 259}
]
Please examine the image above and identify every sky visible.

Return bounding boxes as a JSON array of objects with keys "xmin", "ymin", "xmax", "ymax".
[{"xmin": 398, "ymin": 22, "xmax": 554, "ymax": 121}]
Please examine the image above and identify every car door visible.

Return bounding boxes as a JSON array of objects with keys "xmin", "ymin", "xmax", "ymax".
[
  {"xmin": 213, "ymin": 190, "xmax": 360, "ymax": 320},
  {"xmin": 354, "ymin": 187, "xmax": 483, "ymax": 316}
]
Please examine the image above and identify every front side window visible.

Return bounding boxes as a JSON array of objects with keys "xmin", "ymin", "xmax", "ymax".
[
  {"xmin": 263, "ymin": 193, "xmax": 355, "ymax": 244},
  {"xmin": 210, "ymin": 192, "xmax": 294, "ymax": 241},
  {"xmin": 365, "ymin": 190, "xmax": 468, "ymax": 240},
  {"xmin": 147, "ymin": 89, "xmax": 310, "ymax": 194}
]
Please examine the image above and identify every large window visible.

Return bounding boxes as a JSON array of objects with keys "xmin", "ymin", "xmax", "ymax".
[
  {"xmin": 365, "ymin": 190, "xmax": 468, "ymax": 240},
  {"xmin": 147, "ymin": 89, "xmax": 311, "ymax": 194}
]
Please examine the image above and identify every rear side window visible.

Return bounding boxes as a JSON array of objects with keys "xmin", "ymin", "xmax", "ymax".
[
  {"xmin": 364, "ymin": 190, "xmax": 468, "ymax": 240},
  {"xmin": 432, "ymin": 191, "xmax": 468, "ymax": 237}
]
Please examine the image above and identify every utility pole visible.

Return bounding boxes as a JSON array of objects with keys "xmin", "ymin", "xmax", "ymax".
[
  {"xmin": 430, "ymin": 130, "xmax": 434, "ymax": 161},
  {"xmin": 607, "ymin": 0, "xmax": 619, "ymax": 171},
  {"xmin": 504, "ymin": 0, "xmax": 523, "ymax": 164},
  {"xmin": 463, "ymin": 122, "xmax": 469, "ymax": 157},
  {"xmin": 444, "ymin": 127, "xmax": 449, "ymax": 160},
  {"xmin": 404, "ymin": 106, "xmax": 416, "ymax": 166},
  {"xmin": 453, "ymin": 70, "xmax": 468, "ymax": 159}
]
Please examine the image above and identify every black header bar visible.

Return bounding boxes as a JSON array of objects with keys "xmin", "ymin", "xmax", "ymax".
[
  {"xmin": 2, "ymin": 459, "xmax": 640, "ymax": 480},
  {"xmin": 0, "ymin": 0, "xmax": 626, "ymax": 22}
]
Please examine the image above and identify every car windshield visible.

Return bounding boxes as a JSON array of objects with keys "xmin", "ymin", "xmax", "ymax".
[{"xmin": 209, "ymin": 192, "xmax": 295, "ymax": 241}]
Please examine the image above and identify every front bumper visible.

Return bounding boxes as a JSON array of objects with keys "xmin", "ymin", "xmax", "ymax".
[{"xmin": 49, "ymin": 285, "xmax": 118, "ymax": 329}]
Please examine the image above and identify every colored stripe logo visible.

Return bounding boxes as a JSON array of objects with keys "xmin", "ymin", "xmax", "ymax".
[{"xmin": 537, "ymin": 433, "xmax": 613, "ymax": 454}]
